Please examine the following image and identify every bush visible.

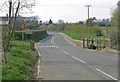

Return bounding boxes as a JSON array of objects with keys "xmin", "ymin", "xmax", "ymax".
[
  {"xmin": 108, "ymin": 31, "xmax": 119, "ymax": 50},
  {"xmin": 96, "ymin": 29, "xmax": 102, "ymax": 36},
  {"xmin": 31, "ymin": 30, "xmax": 48, "ymax": 41}
]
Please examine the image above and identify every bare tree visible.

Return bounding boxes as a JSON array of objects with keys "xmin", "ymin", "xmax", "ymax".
[
  {"xmin": 0, "ymin": 0, "xmax": 36, "ymax": 63},
  {"xmin": 1, "ymin": 0, "xmax": 36, "ymax": 50}
]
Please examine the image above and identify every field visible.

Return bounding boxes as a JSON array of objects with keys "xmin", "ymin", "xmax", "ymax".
[{"xmin": 48, "ymin": 24, "xmax": 112, "ymax": 40}]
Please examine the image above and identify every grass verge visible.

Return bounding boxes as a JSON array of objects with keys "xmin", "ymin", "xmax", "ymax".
[{"xmin": 2, "ymin": 40, "xmax": 38, "ymax": 80}]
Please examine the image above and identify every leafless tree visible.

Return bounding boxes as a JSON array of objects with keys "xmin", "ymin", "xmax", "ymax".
[{"xmin": 0, "ymin": 0, "xmax": 36, "ymax": 63}]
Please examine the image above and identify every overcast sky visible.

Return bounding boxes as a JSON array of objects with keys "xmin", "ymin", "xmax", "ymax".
[{"xmin": 0, "ymin": 0, "xmax": 118, "ymax": 23}]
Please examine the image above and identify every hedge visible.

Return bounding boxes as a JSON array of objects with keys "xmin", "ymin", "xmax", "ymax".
[{"xmin": 15, "ymin": 30, "xmax": 48, "ymax": 42}]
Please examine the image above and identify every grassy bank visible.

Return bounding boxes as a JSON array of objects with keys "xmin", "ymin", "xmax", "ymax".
[{"xmin": 2, "ymin": 40, "xmax": 38, "ymax": 80}]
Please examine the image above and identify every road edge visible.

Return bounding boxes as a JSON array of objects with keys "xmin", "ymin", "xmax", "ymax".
[{"xmin": 34, "ymin": 43, "xmax": 44, "ymax": 80}]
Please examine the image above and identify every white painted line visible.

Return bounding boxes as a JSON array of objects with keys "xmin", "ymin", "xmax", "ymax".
[
  {"xmin": 51, "ymin": 46, "xmax": 56, "ymax": 47},
  {"xmin": 46, "ymin": 46, "xmax": 49, "ymax": 47},
  {"xmin": 51, "ymin": 39, "xmax": 53, "ymax": 44},
  {"xmin": 35, "ymin": 43, "xmax": 42, "ymax": 79},
  {"xmin": 72, "ymin": 56, "xmax": 86, "ymax": 63},
  {"xmin": 37, "ymin": 59, "xmax": 41, "ymax": 79},
  {"xmin": 38, "ymin": 46, "xmax": 44, "ymax": 48},
  {"xmin": 96, "ymin": 68, "xmax": 118, "ymax": 81},
  {"xmin": 61, "ymin": 50, "xmax": 69, "ymax": 55},
  {"xmin": 53, "ymin": 42, "xmax": 56, "ymax": 45},
  {"xmin": 56, "ymin": 45, "xmax": 60, "ymax": 49}
]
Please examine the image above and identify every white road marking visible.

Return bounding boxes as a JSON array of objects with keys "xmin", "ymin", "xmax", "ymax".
[
  {"xmin": 53, "ymin": 42, "xmax": 55, "ymax": 45},
  {"xmin": 72, "ymin": 56, "xmax": 86, "ymax": 63},
  {"xmin": 96, "ymin": 68, "xmax": 118, "ymax": 81},
  {"xmin": 56, "ymin": 46, "xmax": 59, "ymax": 49},
  {"xmin": 51, "ymin": 46, "xmax": 56, "ymax": 47},
  {"xmin": 51, "ymin": 39, "xmax": 53, "ymax": 44},
  {"xmin": 38, "ymin": 45, "xmax": 59, "ymax": 48},
  {"xmin": 46, "ymin": 46, "xmax": 49, "ymax": 47},
  {"xmin": 52, "ymin": 35, "xmax": 61, "ymax": 49},
  {"xmin": 38, "ymin": 46, "xmax": 44, "ymax": 47},
  {"xmin": 50, "ymin": 36, "xmax": 60, "ymax": 49},
  {"xmin": 35, "ymin": 43, "xmax": 42, "ymax": 79},
  {"xmin": 61, "ymin": 50, "xmax": 69, "ymax": 55}
]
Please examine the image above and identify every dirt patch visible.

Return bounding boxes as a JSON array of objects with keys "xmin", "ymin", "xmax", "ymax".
[{"xmin": 101, "ymin": 47, "xmax": 118, "ymax": 54}]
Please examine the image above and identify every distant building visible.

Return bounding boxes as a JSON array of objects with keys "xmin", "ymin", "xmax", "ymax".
[
  {"xmin": 0, "ymin": 17, "xmax": 8, "ymax": 26},
  {"xmin": 0, "ymin": 16, "xmax": 39, "ymax": 29}
]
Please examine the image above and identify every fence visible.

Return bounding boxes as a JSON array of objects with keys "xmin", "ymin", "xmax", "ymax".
[{"xmin": 83, "ymin": 37, "xmax": 110, "ymax": 50}]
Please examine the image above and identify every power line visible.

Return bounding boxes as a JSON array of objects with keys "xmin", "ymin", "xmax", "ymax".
[
  {"xmin": 35, "ymin": 4, "xmax": 114, "ymax": 8},
  {"xmin": 36, "ymin": 4, "xmax": 85, "ymax": 6}
]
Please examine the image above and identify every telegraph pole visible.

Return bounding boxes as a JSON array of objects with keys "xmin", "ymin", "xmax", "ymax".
[
  {"xmin": 85, "ymin": 5, "xmax": 91, "ymax": 38},
  {"xmin": 85, "ymin": 5, "xmax": 91, "ymax": 20}
]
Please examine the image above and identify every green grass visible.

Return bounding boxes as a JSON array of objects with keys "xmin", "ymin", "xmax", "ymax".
[
  {"xmin": 64, "ymin": 31, "xmax": 86, "ymax": 40},
  {"xmin": 0, "ymin": 65, "xmax": 2, "ymax": 81},
  {"xmin": 2, "ymin": 40, "xmax": 38, "ymax": 80},
  {"xmin": 63, "ymin": 24, "xmax": 110, "ymax": 40},
  {"xmin": 47, "ymin": 24, "xmax": 112, "ymax": 40}
]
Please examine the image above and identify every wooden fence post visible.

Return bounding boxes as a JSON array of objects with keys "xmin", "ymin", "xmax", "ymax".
[
  {"xmin": 87, "ymin": 38, "xmax": 89, "ymax": 48},
  {"xmin": 96, "ymin": 39, "xmax": 99, "ymax": 50},
  {"xmin": 99, "ymin": 38, "xmax": 102, "ymax": 50},
  {"xmin": 91, "ymin": 38, "xmax": 94, "ymax": 49},
  {"xmin": 83, "ymin": 38, "xmax": 85, "ymax": 48}
]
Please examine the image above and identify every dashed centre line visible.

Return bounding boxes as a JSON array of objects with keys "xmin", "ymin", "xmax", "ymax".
[
  {"xmin": 96, "ymin": 68, "xmax": 118, "ymax": 81},
  {"xmin": 72, "ymin": 56, "xmax": 86, "ymax": 63},
  {"xmin": 61, "ymin": 50, "xmax": 69, "ymax": 55}
]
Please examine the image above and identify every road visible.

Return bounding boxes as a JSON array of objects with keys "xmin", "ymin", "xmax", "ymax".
[{"xmin": 36, "ymin": 32, "xmax": 118, "ymax": 80}]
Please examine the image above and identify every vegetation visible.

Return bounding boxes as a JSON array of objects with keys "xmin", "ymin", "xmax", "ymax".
[
  {"xmin": 111, "ymin": 8, "xmax": 118, "ymax": 31},
  {"xmin": 1, "ymin": 0, "xmax": 36, "ymax": 52},
  {"xmin": 2, "ymin": 29, "xmax": 48, "ymax": 80},
  {"xmin": 110, "ymin": 3, "xmax": 120, "ymax": 50},
  {"xmin": 2, "ymin": 40, "xmax": 38, "ymax": 80},
  {"xmin": 15, "ymin": 30, "xmax": 48, "ymax": 41},
  {"xmin": 46, "ymin": 2, "xmax": 119, "ymax": 50},
  {"xmin": 48, "ymin": 24, "xmax": 111, "ymax": 40}
]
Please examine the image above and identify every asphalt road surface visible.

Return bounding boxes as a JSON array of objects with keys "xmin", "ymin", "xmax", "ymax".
[{"xmin": 36, "ymin": 32, "xmax": 118, "ymax": 80}]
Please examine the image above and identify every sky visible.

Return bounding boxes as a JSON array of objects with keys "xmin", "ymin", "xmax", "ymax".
[{"xmin": 0, "ymin": 0, "xmax": 119, "ymax": 23}]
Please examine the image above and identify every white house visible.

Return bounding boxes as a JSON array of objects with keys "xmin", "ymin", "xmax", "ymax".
[{"xmin": 0, "ymin": 17, "xmax": 9, "ymax": 26}]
